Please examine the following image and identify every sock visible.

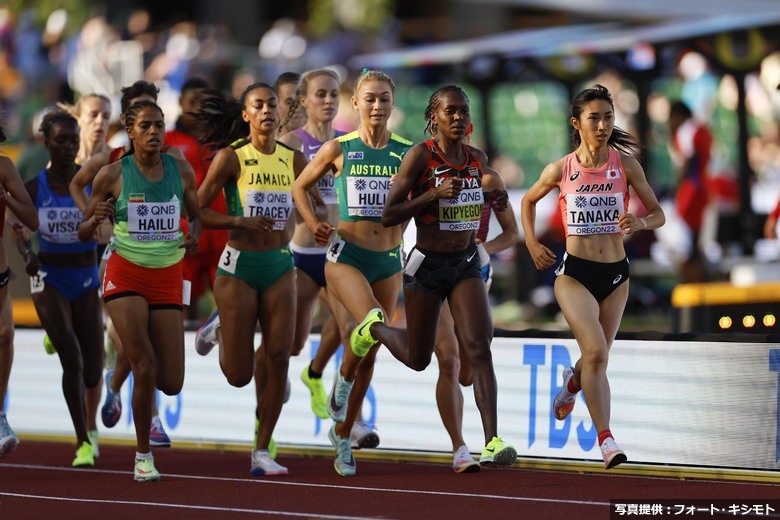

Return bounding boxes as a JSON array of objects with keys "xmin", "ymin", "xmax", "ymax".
[
  {"xmin": 136, "ymin": 451, "xmax": 153, "ymax": 460},
  {"xmin": 254, "ymin": 448, "xmax": 269, "ymax": 455},
  {"xmin": 566, "ymin": 377, "xmax": 578, "ymax": 393},
  {"xmin": 308, "ymin": 366, "xmax": 322, "ymax": 379},
  {"xmin": 598, "ymin": 429, "xmax": 613, "ymax": 446}
]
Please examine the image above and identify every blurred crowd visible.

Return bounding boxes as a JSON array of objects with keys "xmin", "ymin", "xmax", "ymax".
[{"xmin": 3, "ymin": 5, "xmax": 780, "ymax": 327}]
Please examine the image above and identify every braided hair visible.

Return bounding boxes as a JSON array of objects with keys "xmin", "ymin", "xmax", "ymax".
[
  {"xmin": 569, "ymin": 84, "xmax": 640, "ymax": 157},
  {"xmin": 423, "ymin": 85, "xmax": 468, "ymax": 137},
  {"xmin": 275, "ymin": 72, "xmax": 301, "ymax": 135},
  {"xmin": 278, "ymin": 68, "xmax": 340, "ymax": 134},
  {"xmin": 123, "ymin": 100, "xmax": 163, "ymax": 130}
]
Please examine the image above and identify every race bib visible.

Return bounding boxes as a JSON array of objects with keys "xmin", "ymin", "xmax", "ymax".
[
  {"xmin": 38, "ymin": 207, "xmax": 82, "ymax": 244},
  {"xmin": 565, "ymin": 192, "xmax": 624, "ymax": 235},
  {"xmin": 345, "ymin": 176, "xmax": 391, "ymax": 218},
  {"xmin": 438, "ymin": 188, "xmax": 483, "ymax": 231},
  {"xmin": 244, "ymin": 189, "xmax": 292, "ymax": 230},
  {"xmin": 128, "ymin": 200, "xmax": 180, "ymax": 242}
]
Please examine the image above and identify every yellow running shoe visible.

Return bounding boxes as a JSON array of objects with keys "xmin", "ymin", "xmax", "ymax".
[
  {"xmin": 43, "ymin": 334, "xmax": 56, "ymax": 355},
  {"xmin": 479, "ymin": 436, "xmax": 517, "ymax": 467},
  {"xmin": 72, "ymin": 441, "xmax": 95, "ymax": 467},
  {"xmin": 301, "ymin": 367, "xmax": 329, "ymax": 419},
  {"xmin": 350, "ymin": 308, "xmax": 384, "ymax": 357}
]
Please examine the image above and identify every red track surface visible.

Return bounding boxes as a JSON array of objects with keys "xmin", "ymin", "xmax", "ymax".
[{"xmin": 1, "ymin": 441, "xmax": 778, "ymax": 519}]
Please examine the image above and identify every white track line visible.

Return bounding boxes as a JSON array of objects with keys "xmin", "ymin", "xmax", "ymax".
[
  {"xmin": 0, "ymin": 462, "xmax": 607, "ymax": 507},
  {"xmin": 0, "ymin": 491, "xmax": 376, "ymax": 519}
]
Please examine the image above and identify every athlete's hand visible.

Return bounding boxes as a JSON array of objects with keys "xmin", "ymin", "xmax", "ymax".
[
  {"xmin": 180, "ymin": 232, "xmax": 199, "ymax": 255},
  {"xmin": 94, "ymin": 197, "xmax": 115, "ymax": 224},
  {"xmin": 310, "ymin": 221, "xmax": 335, "ymax": 246},
  {"xmin": 24, "ymin": 251, "xmax": 40, "ymax": 276},
  {"xmin": 239, "ymin": 215, "xmax": 276, "ymax": 233},
  {"xmin": 618, "ymin": 213, "xmax": 646, "ymax": 235},
  {"xmin": 435, "ymin": 177, "xmax": 463, "ymax": 199},
  {"xmin": 485, "ymin": 188, "xmax": 508, "ymax": 211},
  {"xmin": 527, "ymin": 241, "xmax": 557, "ymax": 270},
  {"xmin": 12, "ymin": 221, "xmax": 31, "ymax": 242}
]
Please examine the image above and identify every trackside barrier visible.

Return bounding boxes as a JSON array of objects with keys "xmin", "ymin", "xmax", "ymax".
[{"xmin": 5, "ymin": 329, "xmax": 780, "ymax": 471}]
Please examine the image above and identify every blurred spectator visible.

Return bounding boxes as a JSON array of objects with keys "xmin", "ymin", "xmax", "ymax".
[
  {"xmin": 165, "ymin": 78, "xmax": 227, "ymax": 322},
  {"xmin": 15, "ymin": 108, "xmax": 49, "ymax": 182},
  {"xmin": 668, "ymin": 100, "xmax": 712, "ymax": 283}
]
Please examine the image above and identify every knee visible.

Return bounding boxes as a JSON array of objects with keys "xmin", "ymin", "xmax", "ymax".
[
  {"xmin": 463, "ymin": 336, "xmax": 493, "ymax": 367},
  {"xmin": 59, "ymin": 349, "xmax": 84, "ymax": 377},
  {"xmin": 290, "ymin": 341, "xmax": 304, "ymax": 357},
  {"xmin": 409, "ymin": 352, "xmax": 433, "ymax": 372},
  {"xmin": 435, "ymin": 345, "xmax": 460, "ymax": 378},
  {"xmin": 158, "ymin": 377, "xmax": 183, "ymax": 396},
  {"xmin": 265, "ymin": 347, "xmax": 290, "ymax": 373},
  {"xmin": 223, "ymin": 357, "xmax": 253, "ymax": 387},
  {"xmin": 0, "ymin": 324, "xmax": 13, "ymax": 350},
  {"xmin": 132, "ymin": 357, "xmax": 158, "ymax": 385},
  {"xmin": 83, "ymin": 369, "xmax": 102, "ymax": 389},
  {"xmin": 224, "ymin": 367, "xmax": 252, "ymax": 388},
  {"xmin": 582, "ymin": 347, "xmax": 609, "ymax": 370},
  {"xmin": 458, "ymin": 364, "xmax": 473, "ymax": 387}
]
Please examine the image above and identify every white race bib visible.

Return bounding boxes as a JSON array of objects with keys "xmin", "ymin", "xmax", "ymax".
[
  {"xmin": 244, "ymin": 189, "xmax": 292, "ymax": 230},
  {"xmin": 128, "ymin": 201, "xmax": 180, "ymax": 242},
  {"xmin": 345, "ymin": 176, "xmax": 391, "ymax": 218},
  {"xmin": 38, "ymin": 207, "xmax": 82, "ymax": 244}
]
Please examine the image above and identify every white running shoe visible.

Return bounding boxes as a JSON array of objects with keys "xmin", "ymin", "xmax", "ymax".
[
  {"xmin": 195, "ymin": 310, "xmax": 220, "ymax": 356},
  {"xmin": 350, "ymin": 422, "xmax": 379, "ymax": 450},
  {"xmin": 329, "ymin": 424, "xmax": 356, "ymax": 477},
  {"xmin": 250, "ymin": 450, "xmax": 288, "ymax": 476},
  {"xmin": 552, "ymin": 366, "xmax": 577, "ymax": 420},
  {"xmin": 600, "ymin": 437, "xmax": 627, "ymax": 470},
  {"xmin": 134, "ymin": 457, "xmax": 161, "ymax": 482},
  {"xmin": 452, "ymin": 445, "xmax": 480, "ymax": 473},
  {"xmin": 327, "ymin": 372, "xmax": 354, "ymax": 423},
  {"xmin": 0, "ymin": 412, "xmax": 19, "ymax": 459}
]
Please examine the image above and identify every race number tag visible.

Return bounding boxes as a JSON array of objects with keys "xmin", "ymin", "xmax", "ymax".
[
  {"xmin": 326, "ymin": 236, "xmax": 346, "ymax": 263},
  {"xmin": 218, "ymin": 245, "xmax": 240, "ymax": 274},
  {"xmin": 30, "ymin": 271, "xmax": 47, "ymax": 294}
]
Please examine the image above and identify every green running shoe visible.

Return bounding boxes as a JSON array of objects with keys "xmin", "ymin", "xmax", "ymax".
[
  {"xmin": 72, "ymin": 441, "xmax": 95, "ymax": 467},
  {"xmin": 350, "ymin": 308, "xmax": 384, "ymax": 357},
  {"xmin": 43, "ymin": 334, "xmax": 56, "ymax": 355},
  {"xmin": 479, "ymin": 436, "xmax": 517, "ymax": 467},
  {"xmin": 301, "ymin": 367, "xmax": 329, "ymax": 419}
]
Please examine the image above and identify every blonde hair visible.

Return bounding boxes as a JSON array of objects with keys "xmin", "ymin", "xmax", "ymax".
[
  {"xmin": 72, "ymin": 93, "xmax": 111, "ymax": 118},
  {"xmin": 354, "ymin": 69, "xmax": 396, "ymax": 100},
  {"xmin": 278, "ymin": 68, "xmax": 341, "ymax": 131}
]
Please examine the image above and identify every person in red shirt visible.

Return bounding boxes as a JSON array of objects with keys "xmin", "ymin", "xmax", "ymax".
[
  {"xmin": 668, "ymin": 101, "xmax": 713, "ymax": 282},
  {"xmin": 165, "ymin": 78, "xmax": 229, "ymax": 322}
]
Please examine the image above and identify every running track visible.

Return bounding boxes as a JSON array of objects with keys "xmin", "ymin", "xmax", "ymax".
[{"xmin": 1, "ymin": 440, "xmax": 779, "ymax": 519}]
